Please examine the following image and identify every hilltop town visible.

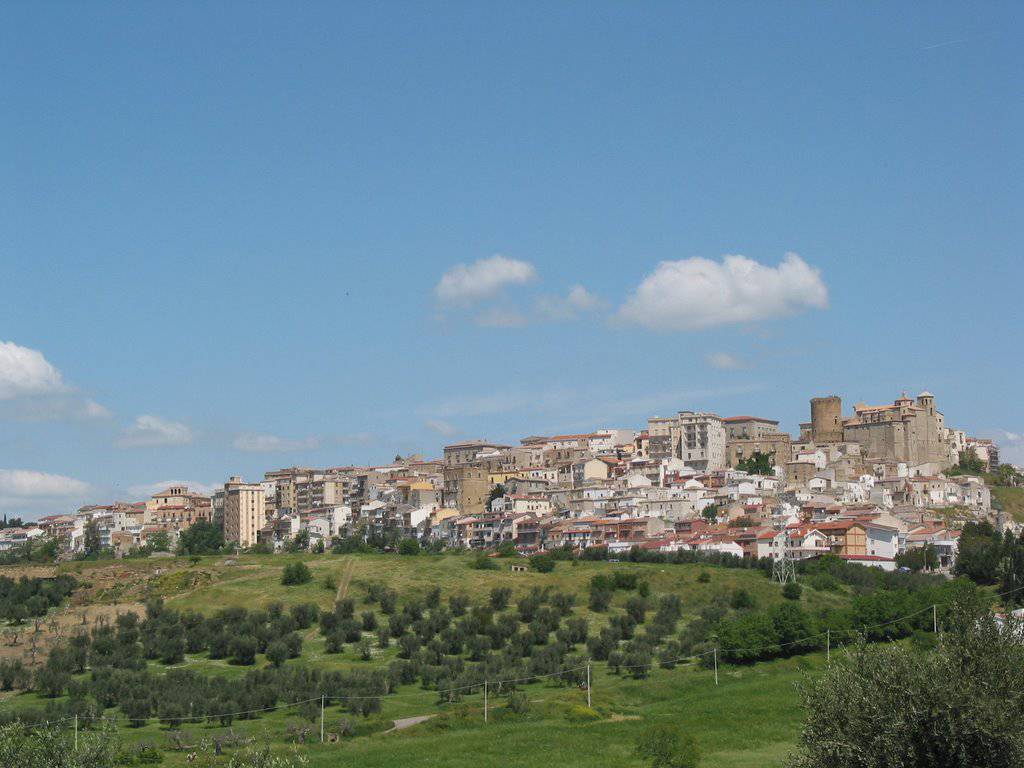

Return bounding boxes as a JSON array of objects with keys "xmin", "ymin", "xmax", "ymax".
[{"xmin": 6, "ymin": 390, "xmax": 1013, "ymax": 574}]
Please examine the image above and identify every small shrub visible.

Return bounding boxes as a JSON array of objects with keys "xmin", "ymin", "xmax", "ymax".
[
  {"xmin": 697, "ymin": 571, "xmax": 711, "ymax": 584},
  {"xmin": 507, "ymin": 690, "xmax": 530, "ymax": 715},
  {"xmin": 266, "ymin": 640, "xmax": 288, "ymax": 668},
  {"xmin": 589, "ymin": 588, "xmax": 613, "ymax": 612},
  {"xmin": 565, "ymin": 705, "xmax": 601, "ymax": 723},
  {"xmin": 229, "ymin": 635, "xmax": 258, "ymax": 665},
  {"xmin": 782, "ymin": 582, "xmax": 802, "ymax": 601},
  {"xmin": 730, "ymin": 589, "xmax": 756, "ymax": 610},
  {"xmin": 398, "ymin": 539, "xmax": 421, "ymax": 556},
  {"xmin": 807, "ymin": 573, "xmax": 840, "ymax": 592},
  {"xmin": 496, "ymin": 541, "xmax": 517, "ymax": 557},
  {"xmin": 635, "ymin": 723, "xmax": 700, "ymax": 768},
  {"xmin": 490, "ymin": 587, "xmax": 512, "ymax": 611},
  {"xmin": 357, "ymin": 638, "xmax": 374, "ymax": 661},
  {"xmin": 282, "ymin": 562, "xmax": 312, "ymax": 586},
  {"xmin": 530, "ymin": 554, "xmax": 556, "ymax": 573},
  {"xmin": 612, "ymin": 572, "xmax": 639, "ymax": 590},
  {"xmin": 470, "ymin": 553, "xmax": 498, "ymax": 570},
  {"xmin": 127, "ymin": 743, "xmax": 163, "ymax": 764}
]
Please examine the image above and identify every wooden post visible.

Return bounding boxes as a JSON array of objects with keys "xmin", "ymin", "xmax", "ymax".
[
  {"xmin": 320, "ymin": 695, "xmax": 325, "ymax": 743},
  {"xmin": 586, "ymin": 662, "xmax": 591, "ymax": 708},
  {"xmin": 484, "ymin": 681, "xmax": 488, "ymax": 723},
  {"xmin": 713, "ymin": 647, "xmax": 719, "ymax": 686}
]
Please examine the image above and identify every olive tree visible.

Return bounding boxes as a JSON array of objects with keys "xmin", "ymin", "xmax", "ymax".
[{"xmin": 788, "ymin": 595, "xmax": 1024, "ymax": 768}]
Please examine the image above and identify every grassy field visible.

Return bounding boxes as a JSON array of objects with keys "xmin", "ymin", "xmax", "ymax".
[
  {"xmin": 59, "ymin": 648, "xmax": 814, "ymax": 768},
  {"xmin": 53, "ymin": 551, "xmax": 849, "ymax": 616},
  {"xmin": 992, "ymin": 486, "xmax": 1024, "ymax": 522},
  {"xmin": 138, "ymin": 652, "xmax": 816, "ymax": 768},
  {"xmin": 2, "ymin": 552, "xmax": 853, "ymax": 767}
]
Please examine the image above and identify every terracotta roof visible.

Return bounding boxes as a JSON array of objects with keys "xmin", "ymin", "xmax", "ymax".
[{"xmin": 815, "ymin": 520, "xmax": 864, "ymax": 532}]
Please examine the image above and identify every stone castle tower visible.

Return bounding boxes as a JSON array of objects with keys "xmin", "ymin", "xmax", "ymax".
[{"xmin": 810, "ymin": 395, "xmax": 843, "ymax": 444}]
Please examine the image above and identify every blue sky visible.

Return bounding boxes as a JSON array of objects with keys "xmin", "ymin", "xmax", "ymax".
[{"xmin": 1, "ymin": 2, "xmax": 1021, "ymax": 516}]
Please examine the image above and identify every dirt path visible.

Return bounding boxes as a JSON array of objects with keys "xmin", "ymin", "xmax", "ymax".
[
  {"xmin": 335, "ymin": 558, "xmax": 356, "ymax": 602},
  {"xmin": 385, "ymin": 715, "xmax": 435, "ymax": 733}
]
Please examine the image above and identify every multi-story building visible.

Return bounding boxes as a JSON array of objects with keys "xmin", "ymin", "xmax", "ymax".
[
  {"xmin": 646, "ymin": 411, "xmax": 726, "ymax": 470},
  {"xmin": 723, "ymin": 416, "xmax": 781, "ymax": 441},
  {"xmin": 647, "ymin": 417, "xmax": 675, "ymax": 461},
  {"xmin": 723, "ymin": 416, "xmax": 792, "ymax": 470},
  {"xmin": 443, "ymin": 440, "xmax": 505, "ymax": 468},
  {"xmin": 265, "ymin": 467, "xmax": 318, "ymax": 514},
  {"xmin": 223, "ymin": 476, "xmax": 265, "ymax": 548},
  {"xmin": 443, "ymin": 465, "xmax": 490, "ymax": 514},
  {"xmin": 965, "ymin": 438, "xmax": 1000, "ymax": 471},
  {"xmin": 442, "ymin": 440, "xmax": 503, "ymax": 513},
  {"xmin": 144, "ymin": 485, "xmax": 212, "ymax": 527}
]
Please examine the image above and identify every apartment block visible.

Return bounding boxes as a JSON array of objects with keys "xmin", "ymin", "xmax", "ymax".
[{"xmin": 224, "ymin": 476, "xmax": 265, "ymax": 548}]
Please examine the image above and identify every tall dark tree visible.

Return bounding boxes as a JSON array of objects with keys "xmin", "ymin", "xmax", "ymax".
[
  {"xmin": 954, "ymin": 521, "xmax": 1002, "ymax": 584},
  {"xmin": 82, "ymin": 520, "xmax": 103, "ymax": 557},
  {"xmin": 176, "ymin": 520, "xmax": 224, "ymax": 555},
  {"xmin": 1000, "ymin": 530, "xmax": 1024, "ymax": 605}
]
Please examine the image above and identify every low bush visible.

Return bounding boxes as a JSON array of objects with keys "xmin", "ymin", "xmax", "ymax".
[
  {"xmin": 281, "ymin": 562, "xmax": 312, "ymax": 586},
  {"xmin": 564, "ymin": 704, "xmax": 601, "ymax": 723}
]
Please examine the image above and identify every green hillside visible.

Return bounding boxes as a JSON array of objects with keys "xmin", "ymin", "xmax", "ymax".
[{"xmin": 0, "ymin": 551, "xmax": 949, "ymax": 768}]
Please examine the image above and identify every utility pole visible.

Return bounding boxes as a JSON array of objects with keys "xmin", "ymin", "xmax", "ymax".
[
  {"xmin": 483, "ymin": 681, "xmax": 488, "ymax": 723},
  {"xmin": 320, "ymin": 695, "xmax": 325, "ymax": 743},
  {"xmin": 933, "ymin": 604, "xmax": 938, "ymax": 634},
  {"xmin": 74, "ymin": 714, "xmax": 78, "ymax": 751},
  {"xmin": 713, "ymin": 647, "xmax": 719, "ymax": 686},
  {"xmin": 826, "ymin": 629, "xmax": 830, "ymax": 663},
  {"xmin": 586, "ymin": 662, "xmax": 591, "ymax": 709}
]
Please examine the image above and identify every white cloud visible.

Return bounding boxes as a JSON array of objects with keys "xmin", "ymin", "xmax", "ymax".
[
  {"xmin": 117, "ymin": 415, "xmax": 194, "ymax": 448},
  {"xmin": 79, "ymin": 399, "xmax": 112, "ymax": 420},
  {"xmin": 475, "ymin": 308, "xmax": 529, "ymax": 328},
  {"xmin": 232, "ymin": 433, "xmax": 320, "ymax": 453},
  {"xmin": 616, "ymin": 252, "xmax": 828, "ymax": 331},
  {"xmin": 706, "ymin": 352, "xmax": 745, "ymax": 370},
  {"xmin": 535, "ymin": 285, "xmax": 603, "ymax": 321},
  {"xmin": 436, "ymin": 255, "xmax": 537, "ymax": 304},
  {"xmin": 127, "ymin": 479, "xmax": 218, "ymax": 499},
  {"xmin": 424, "ymin": 419, "xmax": 459, "ymax": 437},
  {"xmin": 0, "ymin": 395, "xmax": 112, "ymax": 422},
  {"xmin": 0, "ymin": 341, "xmax": 67, "ymax": 400},
  {"xmin": 0, "ymin": 341, "xmax": 114, "ymax": 424},
  {"xmin": 995, "ymin": 431, "xmax": 1024, "ymax": 466},
  {"xmin": 332, "ymin": 432, "xmax": 376, "ymax": 446},
  {"xmin": 0, "ymin": 469, "xmax": 90, "ymax": 498}
]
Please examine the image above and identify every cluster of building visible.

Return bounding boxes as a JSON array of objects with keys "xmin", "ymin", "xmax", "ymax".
[{"xmin": 18, "ymin": 391, "xmax": 1010, "ymax": 571}]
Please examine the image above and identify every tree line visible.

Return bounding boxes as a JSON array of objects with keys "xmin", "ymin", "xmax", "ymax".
[{"xmin": 0, "ymin": 574, "xmax": 76, "ymax": 623}]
